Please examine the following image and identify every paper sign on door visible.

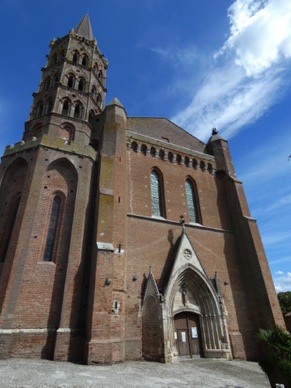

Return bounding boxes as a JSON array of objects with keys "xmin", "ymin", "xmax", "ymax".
[
  {"xmin": 191, "ymin": 327, "xmax": 198, "ymax": 338},
  {"xmin": 181, "ymin": 331, "xmax": 186, "ymax": 342}
]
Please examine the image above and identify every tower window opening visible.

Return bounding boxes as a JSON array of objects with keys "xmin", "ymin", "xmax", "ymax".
[
  {"xmin": 43, "ymin": 195, "xmax": 62, "ymax": 261},
  {"xmin": 67, "ymin": 75, "xmax": 75, "ymax": 88},
  {"xmin": 78, "ymin": 78, "xmax": 85, "ymax": 91},
  {"xmin": 74, "ymin": 103, "xmax": 82, "ymax": 119},
  {"xmin": 72, "ymin": 51, "xmax": 79, "ymax": 63},
  {"xmin": 82, "ymin": 54, "xmax": 88, "ymax": 66},
  {"xmin": 62, "ymin": 100, "xmax": 70, "ymax": 116}
]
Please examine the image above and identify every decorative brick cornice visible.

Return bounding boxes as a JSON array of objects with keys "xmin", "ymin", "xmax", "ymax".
[{"xmin": 127, "ymin": 133, "xmax": 216, "ymax": 174}]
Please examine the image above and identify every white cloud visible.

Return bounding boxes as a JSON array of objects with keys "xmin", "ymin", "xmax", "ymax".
[
  {"xmin": 149, "ymin": 45, "xmax": 201, "ymax": 68},
  {"xmin": 172, "ymin": 63, "xmax": 282, "ymax": 140},
  {"xmin": 170, "ymin": 0, "xmax": 291, "ymax": 140},
  {"xmin": 274, "ymin": 271, "xmax": 291, "ymax": 292},
  {"xmin": 217, "ymin": 0, "xmax": 291, "ymax": 77},
  {"xmin": 276, "ymin": 270, "xmax": 284, "ymax": 275}
]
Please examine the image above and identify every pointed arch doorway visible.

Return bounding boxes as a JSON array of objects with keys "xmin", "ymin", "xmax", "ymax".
[
  {"xmin": 142, "ymin": 231, "xmax": 232, "ymax": 362},
  {"xmin": 174, "ymin": 312, "xmax": 203, "ymax": 357}
]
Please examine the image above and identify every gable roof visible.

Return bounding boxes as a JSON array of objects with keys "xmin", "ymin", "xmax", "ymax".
[{"xmin": 127, "ymin": 117, "xmax": 206, "ymax": 153}]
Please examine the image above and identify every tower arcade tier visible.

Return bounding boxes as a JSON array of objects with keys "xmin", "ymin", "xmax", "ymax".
[{"xmin": 24, "ymin": 14, "xmax": 108, "ymax": 147}]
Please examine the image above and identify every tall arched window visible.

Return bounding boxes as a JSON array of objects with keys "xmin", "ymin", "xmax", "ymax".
[
  {"xmin": 72, "ymin": 51, "xmax": 79, "ymax": 63},
  {"xmin": 185, "ymin": 179, "xmax": 200, "ymax": 223},
  {"xmin": 62, "ymin": 100, "xmax": 70, "ymax": 116},
  {"xmin": 78, "ymin": 78, "xmax": 85, "ymax": 91},
  {"xmin": 82, "ymin": 54, "xmax": 88, "ymax": 66},
  {"xmin": 67, "ymin": 74, "xmax": 75, "ymax": 88},
  {"xmin": 1, "ymin": 195, "xmax": 21, "ymax": 262},
  {"xmin": 43, "ymin": 195, "xmax": 62, "ymax": 261},
  {"xmin": 150, "ymin": 169, "xmax": 165, "ymax": 217},
  {"xmin": 74, "ymin": 103, "xmax": 83, "ymax": 119}
]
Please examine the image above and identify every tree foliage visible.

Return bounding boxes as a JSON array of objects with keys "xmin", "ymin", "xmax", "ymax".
[
  {"xmin": 278, "ymin": 291, "xmax": 291, "ymax": 315},
  {"xmin": 257, "ymin": 326, "xmax": 291, "ymax": 385}
]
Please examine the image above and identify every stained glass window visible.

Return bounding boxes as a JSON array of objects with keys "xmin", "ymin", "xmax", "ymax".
[
  {"xmin": 151, "ymin": 170, "xmax": 163, "ymax": 217},
  {"xmin": 185, "ymin": 179, "xmax": 198, "ymax": 223}
]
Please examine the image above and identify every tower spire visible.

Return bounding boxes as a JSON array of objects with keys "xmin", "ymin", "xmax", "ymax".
[{"xmin": 74, "ymin": 13, "xmax": 94, "ymax": 41}]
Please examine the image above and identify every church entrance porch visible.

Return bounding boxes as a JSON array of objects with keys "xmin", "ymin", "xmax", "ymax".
[
  {"xmin": 174, "ymin": 312, "xmax": 202, "ymax": 358},
  {"xmin": 142, "ymin": 230, "xmax": 233, "ymax": 363}
]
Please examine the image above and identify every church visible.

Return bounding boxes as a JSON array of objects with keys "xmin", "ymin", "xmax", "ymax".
[{"xmin": 0, "ymin": 14, "xmax": 284, "ymax": 364}]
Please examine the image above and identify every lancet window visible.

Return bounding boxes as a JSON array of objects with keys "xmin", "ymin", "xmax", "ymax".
[
  {"xmin": 185, "ymin": 178, "xmax": 200, "ymax": 223},
  {"xmin": 43, "ymin": 195, "xmax": 62, "ymax": 261},
  {"xmin": 150, "ymin": 169, "xmax": 165, "ymax": 218}
]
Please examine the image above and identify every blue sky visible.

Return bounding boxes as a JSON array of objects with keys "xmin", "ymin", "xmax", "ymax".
[{"xmin": 1, "ymin": 0, "xmax": 291, "ymax": 292}]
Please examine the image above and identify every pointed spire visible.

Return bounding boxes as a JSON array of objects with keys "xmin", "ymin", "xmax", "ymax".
[
  {"xmin": 108, "ymin": 97, "xmax": 124, "ymax": 108},
  {"xmin": 74, "ymin": 13, "xmax": 94, "ymax": 40}
]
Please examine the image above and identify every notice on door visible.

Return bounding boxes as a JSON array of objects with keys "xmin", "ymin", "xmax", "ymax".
[
  {"xmin": 191, "ymin": 327, "xmax": 198, "ymax": 338},
  {"xmin": 181, "ymin": 331, "xmax": 186, "ymax": 343}
]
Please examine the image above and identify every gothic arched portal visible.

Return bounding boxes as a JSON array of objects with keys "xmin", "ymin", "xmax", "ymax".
[{"xmin": 142, "ymin": 231, "xmax": 232, "ymax": 363}]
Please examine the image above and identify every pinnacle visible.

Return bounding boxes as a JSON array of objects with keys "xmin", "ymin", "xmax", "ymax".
[{"xmin": 108, "ymin": 97, "xmax": 124, "ymax": 108}]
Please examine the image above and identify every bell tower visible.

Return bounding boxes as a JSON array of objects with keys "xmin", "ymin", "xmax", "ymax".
[
  {"xmin": 24, "ymin": 13, "xmax": 108, "ymax": 146},
  {"xmin": 0, "ymin": 14, "xmax": 108, "ymax": 362}
]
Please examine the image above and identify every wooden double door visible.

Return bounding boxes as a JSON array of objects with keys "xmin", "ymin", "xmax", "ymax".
[{"xmin": 174, "ymin": 312, "xmax": 202, "ymax": 357}]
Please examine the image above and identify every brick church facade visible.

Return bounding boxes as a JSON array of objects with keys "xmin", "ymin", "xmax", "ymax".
[{"xmin": 0, "ymin": 15, "xmax": 284, "ymax": 363}]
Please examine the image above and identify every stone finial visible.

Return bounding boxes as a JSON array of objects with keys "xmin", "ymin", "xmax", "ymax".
[{"xmin": 180, "ymin": 215, "xmax": 185, "ymax": 231}]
